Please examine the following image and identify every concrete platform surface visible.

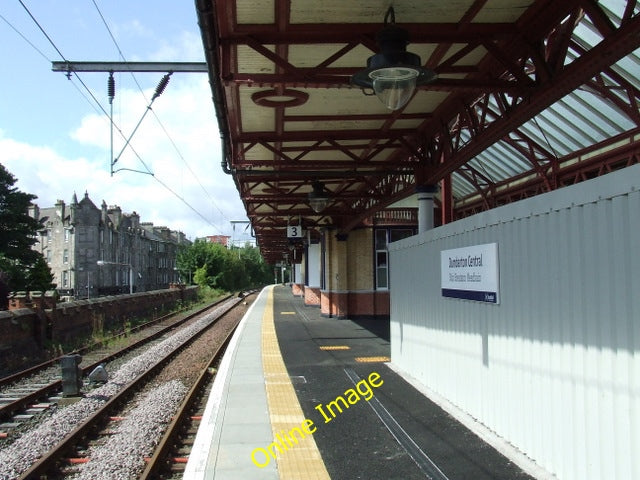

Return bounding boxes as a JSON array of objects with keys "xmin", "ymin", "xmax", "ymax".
[{"xmin": 185, "ymin": 285, "xmax": 541, "ymax": 479}]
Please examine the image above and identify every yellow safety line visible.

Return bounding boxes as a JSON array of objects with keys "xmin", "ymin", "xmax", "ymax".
[
  {"xmin": 319, "ymin": 345, "xmax": 351, "ymax": 351},
  {"xmin": 262, "ymin": 287, "xmax": 331, "ymax": 479},
  {"xmin": 355, "ymin": 356, "xmax": 391, "ymax": 363}
]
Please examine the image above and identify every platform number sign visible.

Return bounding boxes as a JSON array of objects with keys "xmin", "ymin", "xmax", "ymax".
[{"xmin": 287, "ymin": 225, "xmax": 303, "ymax": 238}]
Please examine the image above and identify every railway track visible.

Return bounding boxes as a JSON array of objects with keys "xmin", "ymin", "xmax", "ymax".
[
  {"xmin": 0, "ymin": 291, "xmax": 255, "ymax": 479},
  {"xmin": 140, "ymin": 318, "xmax": 237, "ymax": 479},
  {"xmin": 0, "ymin": 295, "xmax": 232, "ymax": 438}
]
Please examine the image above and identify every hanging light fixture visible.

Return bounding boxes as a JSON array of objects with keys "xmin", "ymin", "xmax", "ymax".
[
  {"xmin": 308, "ymin": 181, "xmax": 329, "ymax": 213},
  {"xmin": 351, "ymin": 6, "xmax": 437, "ymax": 110}
]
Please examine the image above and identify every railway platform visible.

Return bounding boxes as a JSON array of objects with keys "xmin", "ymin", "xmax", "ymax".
[{"xmin": 184, "ymin": 285, "xmax": 543, "ymax": 480}]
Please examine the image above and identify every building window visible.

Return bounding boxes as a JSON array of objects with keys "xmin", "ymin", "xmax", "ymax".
[
  {"xmin": 46, "ymin": 250, "xmax": 52, "ymax": 263},
  {"xmin": 375, "ymin": 230, "xmax": 388, "ymax": 289},
  {"xmin": 47, "ymin": 229, "xmax": 52, "ymax": 242},
  {"xmin": 64, "ymin": 228, "xmax": 70, "ymax": 242},
  {"xmin": 62, "ymin": 270, "xmax": 69, "ymax": 287},
  {"xmin": 63, "ymin": 249, "xmax": 69, "ymax": 264},
  {"xmin": 374, "ymin": 228, "xmax": 416, "ymax": 290}
]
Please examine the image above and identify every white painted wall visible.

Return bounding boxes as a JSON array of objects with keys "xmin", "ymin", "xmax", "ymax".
[
  {"xmin": 293, "ymin": 263, "xmax": 301, "ymax": 285},
  {"xmin": 390, "ymin": 165, "xmax": 640, "ymax": 480}
]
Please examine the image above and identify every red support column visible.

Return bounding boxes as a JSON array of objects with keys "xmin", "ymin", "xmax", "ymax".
[{"xmin": 441, "ymin": 174, "xmax": 454, "ymax": 225}]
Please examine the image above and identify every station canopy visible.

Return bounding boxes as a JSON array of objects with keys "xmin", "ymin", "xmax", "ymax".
[{"xmin": 196, "ymin": 0, "xmax": 640, "ymax": 264}]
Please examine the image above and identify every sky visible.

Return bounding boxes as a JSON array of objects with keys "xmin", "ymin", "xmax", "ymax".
[{"xmin": 0, "ymin": 0, "xmax": 253, "ymax": 244}]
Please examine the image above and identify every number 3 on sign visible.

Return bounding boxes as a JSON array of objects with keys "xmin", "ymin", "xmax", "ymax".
[{"xmin": 287, "ymin": 226, "xmax": 303, "ymax": 238}]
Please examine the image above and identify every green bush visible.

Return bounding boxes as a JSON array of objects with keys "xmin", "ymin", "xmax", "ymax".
[{"xmin": 177, "ymin": 241, "xmax": 272, "ymax": 292}]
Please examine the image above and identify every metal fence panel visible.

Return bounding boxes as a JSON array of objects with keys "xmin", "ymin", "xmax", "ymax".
[{"xmin": 390, "ymin": 165, "xmax": 640, "ymax": 480}]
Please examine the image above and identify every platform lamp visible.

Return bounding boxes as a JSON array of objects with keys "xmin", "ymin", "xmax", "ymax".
[
  {"xmin": 307, "ymin": 180, "xmax": 330, "ymax": 213},
  {"xmin": 351, "ymin": 6, "xmax": 437, "ymax": 111}
]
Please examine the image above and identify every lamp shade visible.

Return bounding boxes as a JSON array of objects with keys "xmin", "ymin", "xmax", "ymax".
[
  {"xmin": 370, "ymin": 67, "xmax": 419, "ymax": 110},
  {"xmin": 308, "ymin": 181, "xmax": 329, "ymax": 213},
  {"xmin": 351, "ymin": 9, "xmax": 437, "ymax": 110}
]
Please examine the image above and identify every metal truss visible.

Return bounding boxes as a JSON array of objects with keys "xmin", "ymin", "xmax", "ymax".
[{"xmin": 200, "ymin": 0, "xmax": 640, "ymax": 262}]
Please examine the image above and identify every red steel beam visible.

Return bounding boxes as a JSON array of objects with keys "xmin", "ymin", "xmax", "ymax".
[{"xmin": 426, "ymin": 13, "xmax": 640, "ymax": 183}]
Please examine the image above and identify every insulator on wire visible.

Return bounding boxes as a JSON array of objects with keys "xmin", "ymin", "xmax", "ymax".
[
  {"xmin": 152, "ymin": 73, "xmax": 171, "ymax": 100},
  {"xmin": 108, "ymin": 72, "xmax": 115, "ymax": 104}
]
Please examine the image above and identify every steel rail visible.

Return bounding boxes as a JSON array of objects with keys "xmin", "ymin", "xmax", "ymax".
[
  {"xmin": 0, "ymin": 296, "xmax": 231, "ymax": 422},
  {"xmin": 0, "ymin": 294, "xmax": 224, "ymax": 388},
  {"xmin": 139, "ymin": 313, "xmax": 241, "ymax": 478},
  {"xmin": 17, "ymin": 294, "xmax": 247, "ymax": 479}
]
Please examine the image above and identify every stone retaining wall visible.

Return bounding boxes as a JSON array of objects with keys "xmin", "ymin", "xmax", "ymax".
[{"xmin": 0, "ymin": 286, "xmax": 198, "ymax": 377}]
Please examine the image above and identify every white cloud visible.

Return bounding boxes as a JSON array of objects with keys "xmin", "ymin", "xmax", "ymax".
[
  {"xmin": 148, "ymin": 31, "xmax": 205, "ymax": 62},
  {"xmin": 1, "ymin": 74, "xmax": 249, "ymax": 241},
  {"xmin": 114, "ymin": 19, "xmax": 154, "ymax": 42},
  {"xmin": 2, "ymin": 13, "xmax": 250, "ymax": 244}
]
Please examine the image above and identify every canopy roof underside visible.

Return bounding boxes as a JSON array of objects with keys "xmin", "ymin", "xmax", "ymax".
[{"xmin": 196, "ymin": 0, "xmax": 640, "ymax": 263}]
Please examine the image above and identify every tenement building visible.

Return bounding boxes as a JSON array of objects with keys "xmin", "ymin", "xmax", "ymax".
[{"xmin": 28, "ymin": 192, "xmax": 190, "ymax": 298}]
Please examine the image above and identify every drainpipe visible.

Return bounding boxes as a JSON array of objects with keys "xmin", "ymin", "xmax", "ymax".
[{"xmin": 196, "ymin": 0, "xmax": 233, "ymax": 175}]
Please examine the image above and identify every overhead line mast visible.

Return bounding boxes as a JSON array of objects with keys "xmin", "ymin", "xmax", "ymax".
[{"xmin": 51, "ymin": 61, "xmax": 208, "ymax": 176}]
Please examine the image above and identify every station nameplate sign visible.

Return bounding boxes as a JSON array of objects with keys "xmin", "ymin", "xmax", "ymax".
[{"xmin": 440, "ymin": 243, "xmax": 500, "ymax": 304}]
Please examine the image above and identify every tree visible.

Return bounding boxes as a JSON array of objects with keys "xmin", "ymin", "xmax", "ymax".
[
  {"xmin": 193, "ymin": 264, "xmax": 212, "ymax": 288},
  {"xmin": 0, "ymin": 164, "xmax": 49, "ymax": 292},
  {"xmin": 177, "ymin": 240, "xmax": 273, "ymax": 292},
  {"xmin": 26, "ymin": 255, "xmax": 56, "ymax": 292}
]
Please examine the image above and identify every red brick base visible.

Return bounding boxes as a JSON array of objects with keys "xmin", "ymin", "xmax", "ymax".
[
  {"xmin": 348, "ymin": 290, "xmax": 390, "ymax": 319},
  {"xmin": 304, "ymin": 287, "xmax": 321, "ymax": 306},
  {"xmin": 316, "ymin": 290, "xmax": 389, "ymax": 320},
  {"xmin": 320, "ymin": 291, "xmax": 348, "ymax": 319},
  {"xmin": 291, "ymin": 283, "xmax": 304, "ymax": 297}
]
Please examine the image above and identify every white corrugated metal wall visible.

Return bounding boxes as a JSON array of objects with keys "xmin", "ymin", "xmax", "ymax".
[{"xmin": 389, "ymin": 165, "xmax": 640, "ymax": 480}]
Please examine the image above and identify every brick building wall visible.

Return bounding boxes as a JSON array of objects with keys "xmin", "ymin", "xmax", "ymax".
[{"xmin": 295, "ymin": 221, "xmax": 415, "ymax": 321}]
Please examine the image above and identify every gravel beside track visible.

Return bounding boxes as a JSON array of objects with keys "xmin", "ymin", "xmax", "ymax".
[
  {"xmin": 0, "ymin": 298, "xmax": 238, "ymax": 480},
  {"xmin": 0, "ymin": 301, "xmax": 215, "ymax": 397},
  {"xmin": 152, "ymin": 300, "xmax": 244, "ymax": 386},
  {"xmin": 70, "ymin": 380, "xmax": 187, "ymax": 480}
]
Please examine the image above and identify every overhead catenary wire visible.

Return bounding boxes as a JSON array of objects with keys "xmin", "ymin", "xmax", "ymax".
[
  {"xmin": 0, "ymin": 10, "xmax": 50, "ymax": 62},
  {"xmin": 90, "ymin": 0, "xmax": 230, "ymax": 225},
  {"xmin": 111, "ymin": 72, "xmax": 172, "ymax": 172},
  {"xmin": 1, "ymin": 11, "xmax": 105, "ymax": 117},
  {"xmin": 15, "ymin": 0, "xmax": 153, "ymax": 176},
  {"xmin": 17, "ymin": 0, "xmax": 65, "ymax": 61},
  {"xmin": 13, "ymin": 0, "xmax": 225, "ymax": 234},
  {"xmin": 0, "ymin": 12, "xmax": 106, "ymax": 117},
  {"xmin": 152, "ymin": 175, "xmax": 226, "ymax": 233}
]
